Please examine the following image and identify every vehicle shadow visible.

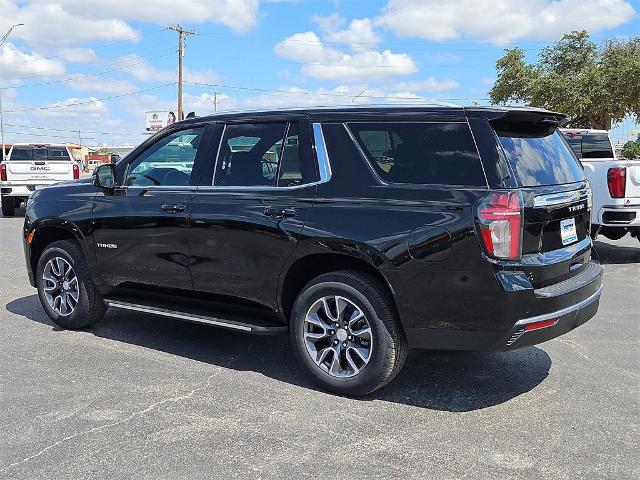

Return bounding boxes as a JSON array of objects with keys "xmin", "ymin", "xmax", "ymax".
[
  {"xmin": 6, "ymin": 294, "xmax": 551, "ymax": 412},
  {"xmin": 593, "ymin": 240, "xmax": 640, "ymax": 265}
]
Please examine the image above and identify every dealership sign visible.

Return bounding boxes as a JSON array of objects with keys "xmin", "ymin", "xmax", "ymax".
[{"xmin": 145, "ymin": 111, "xmax": 177, "ymax": 132}]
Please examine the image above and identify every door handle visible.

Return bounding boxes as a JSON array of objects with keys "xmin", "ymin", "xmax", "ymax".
[
  {"xmin": 263, "ymin": 207, "xmax": 296, "ymax": 219},
  {"xmin": 161, "ymin": 204, "xmax": 186, "ymax": 213}
]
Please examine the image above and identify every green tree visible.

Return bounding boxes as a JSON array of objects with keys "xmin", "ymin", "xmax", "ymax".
[
  {"xmin": 621, "ymin": 139, "xmax": 640, "ymax": 159},
  {"xmin": 490, "ymin": 31, "xmax": 640, "ymax": 130}
]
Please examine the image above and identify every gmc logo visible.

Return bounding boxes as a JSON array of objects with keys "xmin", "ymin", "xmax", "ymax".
[
  {"xmin": 569, "ymin": 204, "xmax": 585, "ymax": 212},
  {"xmin": 30, "ymin": 166, "xmax": 50, "ymax": 172}
]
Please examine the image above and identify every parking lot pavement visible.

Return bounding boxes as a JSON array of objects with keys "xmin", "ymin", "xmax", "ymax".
[{"xmin": 0, "ymin": 210, "xmax": 638, "ymax": 480}]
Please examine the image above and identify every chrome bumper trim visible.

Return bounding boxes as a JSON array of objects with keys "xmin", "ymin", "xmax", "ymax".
[{"xmin": 514, "ymin": 284, "xmax": 603, "ymax": 327}]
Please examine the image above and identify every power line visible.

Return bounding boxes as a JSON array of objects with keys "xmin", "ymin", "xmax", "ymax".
[
  {"xmin": 0, "ymin": 28, "xmax": 169, "ymax": 69},
  {"xmin": 2, "ymin": 50, "xmax": 175, "ymax": 90},
  {"xmin": 184, "ymin": 80, "xmax": 487, "ymax": 102},
  {"xmin": 4, "ymin": 123, "xmax": 145, "ymax": 137},
  {"xmin": 2, "ymin": 82, "xmax": 177, "ymax": 113}
]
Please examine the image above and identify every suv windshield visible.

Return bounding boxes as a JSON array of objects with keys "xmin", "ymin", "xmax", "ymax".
[
  {"xmin": 562, "ymin": 132, "xmax": 613, "ymax": 159},
  {"xmin": 495, "ymin": 125, "xmax": 585, "ymax": 187},
  {"xmin": 9, "ymin": 145, "xmax": 71, "ymax": 161}
]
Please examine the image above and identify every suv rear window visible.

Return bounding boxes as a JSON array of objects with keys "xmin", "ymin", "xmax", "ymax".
[
  {"xmin": 495, "ymin": 125, "xmax": 585, "ymax": 187},
  {"xmin": 561, "ymin": 132, "xmax": 613, "ymax": 159},
  {"xmin": 9, "ymin": 145, "xmax": 71, "ymax": 161},
  {"xmin": 348, "ymin": 122, "xmax": 486, "ymax": 186}
]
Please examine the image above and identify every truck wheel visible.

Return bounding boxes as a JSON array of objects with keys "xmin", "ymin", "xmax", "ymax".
[
  {"xmin": 290, "ymin": 270, "xmax": 407, "ymax": 396},
  {"xmin": 599, "ymin": 226, "xmax": 627, "ymax": 241},
  {"xmin": 1, "ymin": 196, "xmax": 15, "ymax": 217},
  {"xmin": 36, "ymin": 240, "xmax": 106, "ymax": 329}
]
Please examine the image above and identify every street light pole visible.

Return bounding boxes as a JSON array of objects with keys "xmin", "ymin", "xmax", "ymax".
[{"xmin": 0, "ymin": 23, "xmax": 24, "ymax": 162}]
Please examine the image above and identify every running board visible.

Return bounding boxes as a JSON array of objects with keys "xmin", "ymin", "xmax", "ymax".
[{"xmin": 104, "ymin": 299, "xmax": 289, "ymax": 336}]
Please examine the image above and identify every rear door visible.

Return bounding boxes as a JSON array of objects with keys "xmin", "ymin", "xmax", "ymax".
[
  {"xmin": 189, "ymin": 119, "xmax": 318, "ymax": 309},
  {"xmin": 494, "ymin": 122, "xmax": 591, "ymax": 286},
  {"xmin": 6, "ymin": 145, "xmax": 74, "ymax": 185}
]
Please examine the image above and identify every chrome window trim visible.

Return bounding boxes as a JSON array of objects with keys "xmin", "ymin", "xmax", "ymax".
[
  {"xmin": 312, "ymin": 122, "xmax": 332, "ymax": 183},
  {"xmin": 532, "ymin": 188, "xmax": 589, "ymax": 208},
  {"xmin": 201, "ymin": 121, "xmax": 332, "ymax": 192}
]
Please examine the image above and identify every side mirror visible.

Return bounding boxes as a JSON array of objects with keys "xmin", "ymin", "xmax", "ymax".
[{"xmin": 94, "ymin": 163, "xmax": 116, "ymax": 189}]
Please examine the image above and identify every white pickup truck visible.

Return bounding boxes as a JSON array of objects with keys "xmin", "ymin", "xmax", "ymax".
[
  {"xmin": 0, "ymin": 143, "xmax": 80, "ymax": 216},
  {"xmin": 561, "ymin": 129, "xmax": 640, "ymax": 243}
]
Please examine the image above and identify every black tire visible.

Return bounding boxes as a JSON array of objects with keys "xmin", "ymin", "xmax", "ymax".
[
  {"xmin": 290, "ymin": 270, "xmax": 408, "ymax": 396},
  {"xmin": 36, "ymin": 240, "xmax": 106, "ymax": 329},
  {"xmin": 1, "ymin": 196, "xmax": 15, "ymax": 217}
]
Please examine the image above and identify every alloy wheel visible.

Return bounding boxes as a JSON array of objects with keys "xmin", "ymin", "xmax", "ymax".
[
  {"xmin": 42, "ymin": 257, "xmax": 79, "ymax": 316},
  {"xmin": 303, "ymin": 295, "xmax": 373, "ymax": 378}
]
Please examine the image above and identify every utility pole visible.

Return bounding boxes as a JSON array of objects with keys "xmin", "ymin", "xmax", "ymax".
[
  {"xmin": 212, "ymin": 91, "xmax": 219, "ymax": 113},
  {"xmin": 167, "ymin": 25, "xmax": 196, "ymax": 121}
]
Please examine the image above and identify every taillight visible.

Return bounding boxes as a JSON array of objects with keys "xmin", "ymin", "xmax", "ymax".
[
  {"xmin": 477, "ymin": 191, "xmax": 523, "ymax": 260},
  {"xmin": 607, "ymin": 167, "xmax": 626, "ymax": 198},
  {"xmin": 73, "ymin": 163, "xmax": 80, "ymax": 180},
  {"xmin": 0, "ymin": 163, "xmax": 6, "ymax": 181}
]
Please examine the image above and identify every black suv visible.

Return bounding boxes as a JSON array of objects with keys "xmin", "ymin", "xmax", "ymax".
[{"xmin": 23, "ymin": 106, "xmax": 603, "ymax": 395}]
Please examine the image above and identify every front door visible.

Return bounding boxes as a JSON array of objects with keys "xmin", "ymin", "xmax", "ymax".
[
  {"xmin": 92, "ymin": 126, "xmax": 208, "ymax": 293},
  {"xmin": 189, "ymin": 120, "xmax": 319, "ymax": 309}
]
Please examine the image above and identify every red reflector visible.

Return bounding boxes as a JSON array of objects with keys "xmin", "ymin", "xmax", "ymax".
[
  {"xmin": 607, "ymin": 167, "xmax": 626, "ymax": 198},
  {"xmin": 525, "ymin": 319, "xmax": 558, "ymax": 331},
  {"xmin": 0, "ymin": 163, "xmax": 6, "ymax": 181}
]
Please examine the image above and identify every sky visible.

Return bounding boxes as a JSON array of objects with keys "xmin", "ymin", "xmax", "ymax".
[{"xmin": 0, "ymin": 0, "xmax": 638, "ymax": 148}]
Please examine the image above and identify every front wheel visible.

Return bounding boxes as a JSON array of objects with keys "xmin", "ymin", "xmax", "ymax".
[
  {"xmin": 36, "ymin": 240, "xmax": 106, "ymax": 329},
  {"xmin": 290, "ymin": 270, "xmax": 407, "ymax": 396}
]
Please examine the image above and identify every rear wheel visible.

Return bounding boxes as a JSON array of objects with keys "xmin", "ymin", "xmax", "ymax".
[
  {"xmin": 36, "ymin": 240, "xmax": 106, "ymax": 329},
  {"xmin": 1, "ymin": 196, "xmax": 15, "ymax": 217},
  {"xmin": 290, "ymin": 270, "xmax": 407, "ymax": 396}
]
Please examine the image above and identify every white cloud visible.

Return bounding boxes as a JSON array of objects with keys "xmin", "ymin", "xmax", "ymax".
[
  {"xmin": 37, "ymin": 97, "xmax": 110, "ymax": 118},
  {"xmin": 0, "ymin": 42, "xmax": 66, "ymax": 79},
  {"xmin": 32, "ymin": 0, "xmax": 259, "ymax": 33},
  {"xmin": 376, "ymin": 0, "xmax": 636, "ymax": 43},
  {"xmin": 314, "ymin": 14, "xmax": 381, "ymax": 52},
  {"xmin": 0, "ymin": 1, "xmax": 139, "ymax": 45},
  {"xmin": 274, "ymin": 31, "xmax": 416, "ymax": 81},
  {"xmin": 123, "ymin": 91, "xmax": 236, "ymax": 117},
  {"xmin": 183, "ymin": 69, "xmax": 221, "ymax": 85},
  {"xmin": 245, "ymin": 84, "xmax": 440, "ymax": 109},
  {"xmin": 116, "ymin": 54, "xmax": 175, "ymax": 82},
  {"xmin": 59, "ymin": 48, "xmax": 98, "ymax": 63},
  {"xmin": 395, "ymin": 77, "xmax": 460, "ymax": 92},
  {"xmin": 67, "ymin": 77, "xmax": 137, "ymax": 95},
  {"xmin": 1, "ymin": 0, "xmax": 260, "ymax": 45}
]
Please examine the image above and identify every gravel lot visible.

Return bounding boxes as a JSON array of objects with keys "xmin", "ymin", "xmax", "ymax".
[{"xmin": 1, "ymin": 209, "xmax": 638, "ymax": 479}]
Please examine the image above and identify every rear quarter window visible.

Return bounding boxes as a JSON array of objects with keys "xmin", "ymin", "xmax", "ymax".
[
  {"xmin": 495, "ymin": 125, "xmax": 585, "ymax": 187},
  {"xmin": 560, "ymin": 132, "xmax": 614, "ymax": 159},
  {"xmin": 348, "ymin": 122, "xmax": 486, "ymax": 186}
]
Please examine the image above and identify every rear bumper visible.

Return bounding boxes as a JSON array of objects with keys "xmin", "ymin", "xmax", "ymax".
[
  {"xmin": 1, "ymin": 184, "xmax": 33, "ymax": 197},
  {"xmin": 596, "ymin": 204, "xmax": 640, "ymax": 227},
  {"xmin": 406, "ymin": 261, "xmax": 603, "ymax": 351}
]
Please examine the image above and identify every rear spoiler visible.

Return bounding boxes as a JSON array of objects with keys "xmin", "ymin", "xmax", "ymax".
[{"xmin": 465, "ymin": 107, "xmax": 569, "ymax": 127}]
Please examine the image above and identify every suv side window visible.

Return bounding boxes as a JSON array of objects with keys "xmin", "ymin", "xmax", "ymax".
[
  {"xmin": 349, "ymin": 122, "xmax": 486, "ymax": 186},
  {"xmin": 125, "ymin": 127, "xmax": 204, "ymax": 187},
  {"xmin": 214, "ymin": 122, "xmax": 305, "ymax": 187}
]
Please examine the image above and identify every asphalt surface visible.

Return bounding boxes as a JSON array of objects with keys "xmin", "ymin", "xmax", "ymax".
[{"xmin": 1, "ymin": 209, "xmax": 638, "ymax": 479}]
